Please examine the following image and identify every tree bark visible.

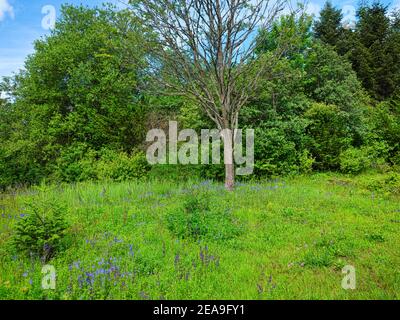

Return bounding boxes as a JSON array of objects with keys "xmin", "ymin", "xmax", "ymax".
[
  {"xmin": 225, "ymin": 162, "xmax": 235, "ymax": 191},
  {"xmin": 222, "ymin": 128, "xmax": 235, "ymax": 191}
]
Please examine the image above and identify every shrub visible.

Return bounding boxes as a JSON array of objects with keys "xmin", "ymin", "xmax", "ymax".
[
  {"xmin": 53, "ymin": 143, "xmax": 98, "ymax": 183},
  {"xmin": 340, "ymin": 147, "xmax": 372, "ymax": 174},
  {"xmin": 367, "ymin": 101, "xmax": 400, "ymax": 165},
  {"xmin": 340, "ymin": 142, "xmax": 389, "ymax": 174},
  {"xmin": 298, "ymin": 150, "xmax": 315, "ymax": 174},
  {"xmin": 391, "ymin": 151, "xmax": 400, "ymax": 167},
  {"xmin": 362, "ymin": 172, "xmax": 400, "ymax": 195},
  {"xmin": 166, "ymin": 193, "xmax": 243, "ymax": 242},
  {"xmin": 305, "ymin": 103, "xmax": 353, "ymax": 170},
  {"xmin": 253, "ymin": 122, "xmax": 304, "ymax": 177},
  {"xmin": 12, "ymin": 197, "xmax": 69, "ymax": 262},
  {"xmin": 96, "ymin": 150, "xmax": 150, "ymax": 181},
  {"xmin": 54, "ymin": 147, "xmax": 150, "ymax": 183}
]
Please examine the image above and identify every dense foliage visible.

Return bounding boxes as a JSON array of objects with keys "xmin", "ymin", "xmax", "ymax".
[{"xmin": 1, "ymin": 1, "xmax": 400, "ymax": 189}]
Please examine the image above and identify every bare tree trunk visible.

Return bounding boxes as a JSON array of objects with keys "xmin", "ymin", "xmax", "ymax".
[
  {"xmin": 225, "ymin": 162, "xmax": 235, "ymax": 191},
  {"xmin": 222, "ymin": 127, "xmax": 235, "ymax": 191}
]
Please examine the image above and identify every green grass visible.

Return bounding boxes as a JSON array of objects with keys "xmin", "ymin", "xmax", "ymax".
[{"xmin": 0, "ymin": 173, "xmax": 399, "ymax": 300}]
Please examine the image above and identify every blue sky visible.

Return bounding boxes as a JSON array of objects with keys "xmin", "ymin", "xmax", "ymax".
[{"xmin": 0, "ymin": 0, "xmax": 398, "ymax": 78}]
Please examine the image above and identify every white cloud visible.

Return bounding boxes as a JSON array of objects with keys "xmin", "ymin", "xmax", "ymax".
[
  {"xmin": 342, "ymin": 5, "xmax": 356, "ymax": 29},
  {"xmin": 0, "ymin": 0, "xmax": 14, "ymax": 21}
]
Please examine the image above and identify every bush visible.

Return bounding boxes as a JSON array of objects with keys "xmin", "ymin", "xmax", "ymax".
[
  {"xmin": 53, "ymin": 143, "xmax": 98, "ymax": 183},
  {"xmin": 12, "ymin": 198, "xmax": 69, "ymax": 262},
  {"xmin": 367, "ymin": 100, "xmax": 400, "ymax": 165},
  {"xmin": 166, "ymin": 193, "xmax": 243, "ymax": 242},
  {"xmin": 298, "ymin": 150, "xmax": 315, "ymax": 174},
  {"xmin": 340, "ymin": 147, "xmax": 372, "ymax": 174},
  {"xmin": 96, "ymin": 150, "xmax": 150, "ymax": 181},
  {"xmin": 54, "ymin": 147, "xmax": 150, "ymax": 183},
  {"xmin": 305, "ymin": 103, "xmax": 353, "ymax": 170},
  {"xmin": 362, "ymin": 172, "xmax": 400, "ymax": 195},
  {"xmin": 253, "ymin": 121, "xmax": 306, "ymax": 177},
  {"xmin": 340, "ymin": 142, "xmax": 389, "ymax": 174}
]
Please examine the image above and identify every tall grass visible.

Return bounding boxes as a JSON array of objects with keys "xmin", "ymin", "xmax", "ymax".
[{"xmin": 0, "ymin": 173, "xmax": 399, "ymax": 300}]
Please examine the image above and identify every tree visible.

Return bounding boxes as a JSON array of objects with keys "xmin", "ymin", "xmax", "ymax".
[
  {"xmin": 130, "ymin": 0, "xmax": 295, "ymax": 190},
  {"xmin": 248, "ymin": 16, "xmax": 369, "ymax": 174},
  {"xmin": 347, "ymin": 1, "xmax": 399, "ymax": 100},
  {"xmin": 304, "ymin": 42, "xmax": 368, "ymax": 113},
  {"xmin": 314, "ymin": 1, "xmax": 344, "ymax": 47},
  {"xmin": 304, "ymin": 102, "xmax": 352, "ymax": 170},
  {"xmin": 0, "ymin": 5, "xmax": 151, "ymax": 187}
]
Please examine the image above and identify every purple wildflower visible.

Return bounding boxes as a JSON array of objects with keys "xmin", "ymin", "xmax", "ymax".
[
  {"xmin": 114, "ymin": 237, "xmax": 123, "ymax": 243},
  {"xmin": 129, "ymin": 245, "xmax": 135, "ymax": 257},
  {"xmin": 174, "ymin": 254, "xmax": 180, "ymax": 266}
]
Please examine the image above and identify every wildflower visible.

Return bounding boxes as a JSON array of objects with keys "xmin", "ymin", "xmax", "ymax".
[
  {"xmin": 85, "ymin": 273, "xmax": 94, "ymax": 286},
  {"xmin": 114, "ymin": 237, "xmax": 123, "ymax": 243},
  {"xmin": 96, "ymin": 269, "xmax": 106, "ymax": 275},
  {"xmin": 78, "ymin": 275, "xmax": 83, "ymax": 288},
  {"xmin": 22, "ymin": 272, "xmax": 28, "ymax": 278},
  {"xmin": 200, "ymin": 250, "xmax": 204, "ymax": 263},
  {"xmin": 174, "ymin": 254, "xmax": 180, "ymax": 266},
  {"xmin": 129, "ymin": 245, "xmax": 135, "ymax": 257}
]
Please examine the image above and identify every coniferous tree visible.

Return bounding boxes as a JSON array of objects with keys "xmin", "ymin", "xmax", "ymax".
[
  {"xmin": 314, "ymin": 1, "xmax": 344, "ymax": 47},
  {"xmin": 351, "ymin": 2, "xmax": 395, "ymax": 100}
]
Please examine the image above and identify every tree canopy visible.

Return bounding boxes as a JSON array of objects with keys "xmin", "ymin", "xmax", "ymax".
[{"xmin": 1, "ymin": 1, "xmax": 400, "ymax": 189}]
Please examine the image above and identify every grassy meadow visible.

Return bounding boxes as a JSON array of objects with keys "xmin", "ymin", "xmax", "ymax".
[{"xmin": 0, "ymin": 173, "xmax": 399, "ymax": 300}]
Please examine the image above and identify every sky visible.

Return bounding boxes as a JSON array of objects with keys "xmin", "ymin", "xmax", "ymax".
[{"xmin": 0, "ymin": 0, "xmax": 398, "ymax": 79}]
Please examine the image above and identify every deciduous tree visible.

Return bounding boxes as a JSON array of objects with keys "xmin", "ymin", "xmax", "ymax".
[{"xmin": 130, "ymin": 0, "xmax": 296, "ymax": 190}]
